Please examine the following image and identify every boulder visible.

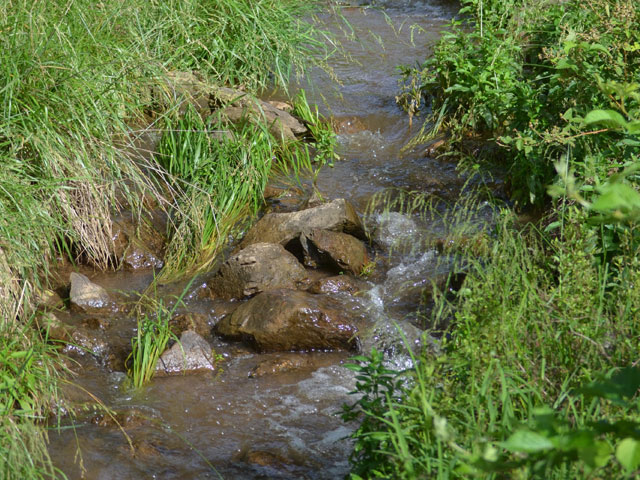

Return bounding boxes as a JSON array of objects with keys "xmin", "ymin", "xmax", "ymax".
[
  {"xmin": 159, "ymin": 71, "xmax": 211, "ymax": 115},
  {"xmin": 215, "ymin": 289, "xmax": 360, "ymax": 352},
  {"xmin": 206, "ymin": 243, "xmax": 307, "ymax": 300},
  {"xmin": 66, "ymin": 326, "xmax": 110, "ymax": 358},
  {"xmin": 307, "ymin": 275, "xmax": 363, "ymax": 295},
  {"xmin": 301, "ymin": 229, "xmax": 369, "ymax": 275},
  {"xmin": 239, "ymin": 198, "xmax": 366, "ymax": 251},
  {"xmin": 37, "ymin": 311, "xmax": 71, "ymax": 342},
  {"xmin": 155, "ymin": 331, "xmax": 215, "ymax": 375},
  {"xmin": 69, "ymin": 273, "xmax": 111, "ymax": 313}
]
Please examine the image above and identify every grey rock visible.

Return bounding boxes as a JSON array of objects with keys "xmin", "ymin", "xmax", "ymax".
[
  {"xmin": 239, "ymin": 198, "xmax": 366, "ymax": 250},
  {"xmin": 156, "ymin": 331, "xmax": 215, "ymax": 375},
  {"xmin": 69, "ymin": 273, "xmax": 111, "ymax": 312}
]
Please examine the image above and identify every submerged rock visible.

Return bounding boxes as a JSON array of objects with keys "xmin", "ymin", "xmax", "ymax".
[
  {"xmin": 215, "ymin": 289, "xmax": 360, "ymax": 352},
  {"xmin": 248, "ymin": 353, "xmax": 312, "ymax": 378},
  {"xmin": 301, "ymin": 229, "xmax": 369, "ymax": 275},
  {"xmin": 206, "ymin": 243, "xmax": 307, "ymax": 300},
  {"xmin": 156, "ymin": 331, "xmax": 215, "ymax": 375},
  {"xmin": 239, "ymin": 198, "xmax": 366, "ymax": 251},
  {"xmin": 307, "ymin": 275, "xmax": 363, "ymax": 295},
  {"xmin": 69, "ymin": 273, "xmax": 111, "ymax": 313}
]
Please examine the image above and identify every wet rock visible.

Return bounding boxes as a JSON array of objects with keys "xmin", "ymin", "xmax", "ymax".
[
  {"xmin": 239, "ymin": 198, "xmax": 366, "ymax": 251},
  {"xmin": 69, "ymin": 273, "xmax": 111, "ymax": 313},
  {"xmin": 37, "ymin": 311, "xmax": 71, "ymax": 342},
  {"xmin": 207, "ymin": 243, "xmax": 308, "ymax": 300},
  {"xmin": 93, "ymin": 408, "xmax": 153, "ymax": 429},
  {"xmin": 66, "ymin": 326, "xmax": 110, "ymax": 358},
  {"xmin": 82, "ymin": 316, "xmax": 111, "ymax": 330},
  {"xmin": 35, "ymin": 288, "xmax": 64, "ymax": 310},
  {"xmin": 169, "ymin": 312, "xmax": 211, "ymax": 338},
  {"xmin": 243, "ymin": 449, "xmax": 293, "ymax": 469},
  {"xmin": 215, "ymin": 289, "xmax": 360, "ymax": 352},
  {"xmin": 308, "ymin": 275, "xmax": 363, "ymax": 295},
  {"xmin": 248, "ymin": 354, "xmax": 312, "ymax": 378},
  {"xmin": 111, "ymin": 215, "xmax": 164, "ymax": 270},
  {"xmin": 213, "ymin": 87, "xmax": 307, "ymax": 141},
  {"xmin": 156, "ymin": 331, "xmax": 215, "ymax": 375},
  {"xmin": 301, "ymin": 229, "xmax": 369, "ymax": 275}
]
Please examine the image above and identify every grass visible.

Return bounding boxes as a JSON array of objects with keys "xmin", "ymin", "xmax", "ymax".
[
  {"xmin": 0, "ymin": 0, "xmax": 329, "ymax": 475},
  {"xmin": 344, "ymin": 0, "xmax": 640, "ymax": 476}
]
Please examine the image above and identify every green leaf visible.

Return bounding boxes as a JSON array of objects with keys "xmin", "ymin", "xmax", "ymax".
[
  {"xmin": 583, "ymin": 109, "xmax": 628, "ymax": 130},
  {"xmin": 616, "ymin": 438, "xmax": 640, "ymax": 471},
  {"xmin": 591, "ymin": 184, "xmax": 640, "ymax": 213},
  {"xmin": 502, "ymin": 430, "xmax": 554, "ymax": 453}
]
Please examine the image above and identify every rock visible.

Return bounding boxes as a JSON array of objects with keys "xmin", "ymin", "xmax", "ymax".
[
  {"xmin": 243, "ymin": 449, "xmax": 293, "ymax": 469},
  {"xmin": 93, "ymin": 408, "xmax": 153, "ymax": 429},
  {"xmin": 215, "ymin": 289, "xmax": 360, "ymax": 352},
  {"xmin": 267, "ymin": 100, "xmax": 293, "ymax": 112},
  {"xmin": 155, "ymin": 331, "xmax": 215, "ymax": 375},
  {"xmin": 168, "ymin": 312, "xmax": 211, "ymax": 338},
  {"xmin": 308, "ymin": 275, "xmax": 362, "ymax": 295},
  {"xmin": 37, "ymin": 311, "xmax": 71, "ymax": 342},
  {"xmin": 35, "ymin": 288, "xmax": 64, "ymax": 310},
  {"xmin": 65, "ymin": 326, "xmax": 110, "ymax": 358},
  {"xmin": 159, "ymin": 71, "xmax": 211, "ymax": 115},
  {"xmin": 239, "ymin": 198, "xmax": 366, "ymax": 251},
  {"xmin": 301, "ymin": 229, "xmax": 369, "ymax": 275},
  {"xmin": 69, "ymin": 273, "xmax": 111, "ymax": 313},
  {"xmin": 207, "ymin": 243, "xmax": 307, "ymax": 300},
  {"xmin": 111, "ymin": 215, "xmax": 164, "ymax": 270},
  {"xmin": 212, "ymin": 87, "xmax": 307, "ymax": 141},
  {"xmin": 248, "ymin": 354, "xmax": 312, "ymax": 378},
  {"xmin": 82, "ymin": 316, "xmax": 111, "ymax": 330}
]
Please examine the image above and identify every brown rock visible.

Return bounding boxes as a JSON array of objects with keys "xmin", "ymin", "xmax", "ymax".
[
  {"xmin": 301, "ymin": 229, "xmax": 369, "ymax": 275},
  {"xmin": 239, "ymin": 198, "xmax": 366, "ymax": 250},
  {"xmin": 37, "ymin": 311, "xmax": 71, "ymax": 342},
  {"xmin": 212, "ymin": 87, "xmax": 307, "ymax": 141},
  {"xmin": 111, "ymin": 215, "xmax": 164, "ymax": 270},
  {"xmin": 307, "ymin": 275, "xmax": 362, "ymax": 295},
  {"xmin": 332, "ymin": 116, "xmax": 366, "ymax": 134},
  {"xmin": 168, "ymin": 312, "xmax": 211, "ymax": 338},
  {"xmin": 207, "ymin": 243, "xmax": 307, "ymax": 300},
  {"xmin": 215, "ymin": 289, "xmax": 360, "ymax": 352},
  {"xmin": 248, "ymin": 354, "xmax": 312, "ymax": 378}
]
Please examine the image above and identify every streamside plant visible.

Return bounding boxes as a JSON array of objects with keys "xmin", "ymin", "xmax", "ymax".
[{"xmin": 127, "ymin": 311, "xmax": 174, "ymax": 389}]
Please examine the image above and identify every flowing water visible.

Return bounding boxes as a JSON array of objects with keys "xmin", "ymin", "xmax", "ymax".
[{"xmin": 47, "ymin": 1, "xmax": 464, "ymax": 478}]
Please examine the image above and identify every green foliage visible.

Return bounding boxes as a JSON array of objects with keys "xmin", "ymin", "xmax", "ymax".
[
  {"xmin": 399, "ymin": 0, "xmax": 640, "ymax": 205},
  {"xmin": 127, "ymin": 311, "xmax": 174, "ymax": 389},
  {"xmin": 292, "ymin": 89, "xmax": 340, "ymax": 169},
  {"xmin": 344, "ymin": 204, "xmax": 640, "ymax": 478}
]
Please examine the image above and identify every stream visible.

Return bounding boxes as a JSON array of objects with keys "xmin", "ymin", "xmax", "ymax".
[{"xmin": 47, "ymin": 1, "xmax": 462, "ymax": 478}]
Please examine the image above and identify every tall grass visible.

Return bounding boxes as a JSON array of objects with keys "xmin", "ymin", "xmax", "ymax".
[{"xmin": 0, "ymin": 0, "xmax": 327, "ymax": 475}]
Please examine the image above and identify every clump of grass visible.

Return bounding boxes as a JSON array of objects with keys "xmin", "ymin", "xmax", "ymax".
[{"xmin": 127, "ymin": 312, "xmax": 174, "ymax": 389}]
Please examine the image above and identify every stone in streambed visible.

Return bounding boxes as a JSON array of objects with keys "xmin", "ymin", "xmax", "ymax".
[
  {"xmin": 69, "ymin": 272, "xmax": 111, "ymax": 313},
  {"xmin": 110, "ymin": 214, "xmax": 164, "ymax": 270},
  {"xmin": 215, "ymin": 289, "xmax": 360, "ymax": 352},
  {"xmin": 169, "ymin": 312, "xmax": 211, "ymax": 338},
  {"xmin": 248, "ymin": 353, "xmax": 313, "ymax": 378},
  {"xmin": 155, "ymin": 331, "xmax": 215, "ymax": 376},
  {"xmin": 206, "ymin": 243, "xmax": 307, "ymax": 300},
  {"xmin": 238, "ymin": 198, "xmax": 366, "ymax": 251},
  {"xmin": 301, "ymin": 229, "xmax": 369, "ymax": 275},
  {"xmin": 307, "ymin": 275, "xmax": 363, "ymax": 295}
]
